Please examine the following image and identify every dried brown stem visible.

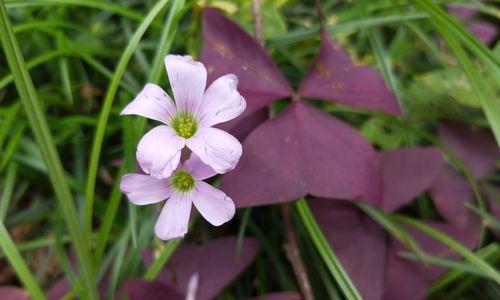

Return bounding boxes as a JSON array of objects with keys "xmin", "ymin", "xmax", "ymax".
[
  {"xmin": 281, "ymin": 203, "xmax": 315, "ymax": 300},
  {"xmin": 252, "ymin": 0, "xmax": 264, "ymax": 46}
]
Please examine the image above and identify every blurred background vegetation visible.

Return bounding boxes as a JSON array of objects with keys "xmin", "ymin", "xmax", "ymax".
[{"xmin": 0, "ymin": 0, "xmax": 499, "ymax": 299}]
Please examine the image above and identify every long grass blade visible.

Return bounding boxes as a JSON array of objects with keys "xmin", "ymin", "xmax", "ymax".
[
  {"xmin": 0, "ymin": 1, "xmax": 98, "ymax": 297},
  {"xmin": 0, "ymin": 221, "xmax": 46, "ymax": 299},
  {"xmin": 395, "ymin": 215, "xmax": 500, "ymax": 284},
  {"xmin": 83, "ymin": 0, "xmax": 170, "ymax": 247},
  {"xmin": 295, "ymin": 199, "xmax": 363, "ymax": 300}
]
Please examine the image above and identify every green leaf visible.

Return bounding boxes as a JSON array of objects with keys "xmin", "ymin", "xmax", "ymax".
[
  {"xmin": 295, "ymin": 199, "xmax": 363, "ymax": 300},
  {"xmin": 0, "ymin": 221, "xmax": 46, "ymax": 299}
]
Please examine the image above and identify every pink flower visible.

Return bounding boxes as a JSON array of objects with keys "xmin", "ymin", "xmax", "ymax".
[
  {"xmin": 120, "ymin": 154, "xmax": 235, "ymax": 240},
  {"xmin": 121, "ymin": 55, "xmax": 246, "ymax": 179}
]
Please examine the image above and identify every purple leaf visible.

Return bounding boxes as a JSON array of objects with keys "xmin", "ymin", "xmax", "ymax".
[
  {"xmin": 0, "ymin": 287, "xmax": 30, "ymax": 300},
  {"xmin": 144, "ymin": 236, "xmax": 260, "ymax": 300},
  {"xmin": 216, "ymin": 106, "xmax": 269, "ymax": 141},
  {"xmin": 467, "ymin": 22, "xmax": 498, "ymax": 45},
  {"xmin": 429, "ymin": 165, "xmax": 480, "ymax": 230},
  {"xmin": 438, "ymin": 121, "xmax": 499, "ymax": 179},
  {"xmin": 484, "ymin": 185, "xmax": 500, "ymax": 239},
  {"xmin": 311, "ymin": 199, "xmax": 386, "ymax": 300},
  {"xmin": 247, "ymin": 292, "xmax": 301, "ymax": 300},
  {"xmin": 221, "ymin": 102, "xmax": 382, "ymax": 207},
  {"xmin": 298, "ymin": 31, "xmax": 402, "ymax": 115},
  {"xmin": 116, "ymin": 280, "xmax": 184, "ymax": 300},
  {"xmin": 383, "ymin": 221, "xmax": 478, "ymax": 300},
  {"xmin": 447, "ymin": 5, "xmax": 476, "ymax": 20},
  {"xmin": 200, "ymin": 8, "xmax": 293, "ymax": 110},
  {"xmin": 380, "ymin": 147, "xmax": 443, "ymax": 213}
]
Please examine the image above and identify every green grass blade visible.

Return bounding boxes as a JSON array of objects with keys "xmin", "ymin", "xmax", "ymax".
[
  {"xmin": 395, "ymin": 215, "xmax": 500, "ymax": 284},
  {"xmin": 295, "ymin": 199, "xmax": 363, "ymax": 300},
  {"xmin": 143, "ymin": 239, "xmax": 183, "ymax": 280},
  {"xmin": 0, "ymin": 1, "xmax": 98, "ymax": 298},
  {"xmin": 0, "ymin": 162, "xmax": 17, "ymax": 221},
  {"xmin": 0, "ymin": 103, "xmax": 20, "ymax": 150},
  {"xmin": 83, "ymin": 0, "xmax": 170, "ymax": 247},
  {"xmin": 0, "ymin": 221, "xmax": 46, "ymax": 299},
  {"xmin": 411, "ymin": 0, "xmax": 500, "ymax": 73},
  {"xmin": 398, "ymin": 252, "xmax": 487, "ymax": 277},
  {"xmin": 357, "ymin": 203, "xmax": 426, "ymax": 261},
  {"xmin": 429, "ymin": 243, "xmax": 500, "ymax": 295},
  {"xmin": 0, "ymin": 49, "xmax": 66, "ymax": 89},
  {"xmin": 94, "ymin": 167, "xmax": 125, "ymax": 266},
  {"xmin": 5, "ymin": 0, "xmax": 143, "ymax": 21},
  {"xmin": 411, "ymin": 0, "xmax": 500, "ymax": 146}
]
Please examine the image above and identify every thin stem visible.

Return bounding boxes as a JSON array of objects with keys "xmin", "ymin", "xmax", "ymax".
[
  {"xmin": 281, "ymin": 203, "xmax": 314, "ymax": 300},
  {"xmin": 252, "ymin": 0, "xmax": 264, "ymax": 46}
]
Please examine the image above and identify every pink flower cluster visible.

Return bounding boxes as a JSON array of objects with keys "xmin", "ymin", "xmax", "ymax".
[{"xmin": 119, "ymin": 55, "xmax": 246, "ymax": 240}]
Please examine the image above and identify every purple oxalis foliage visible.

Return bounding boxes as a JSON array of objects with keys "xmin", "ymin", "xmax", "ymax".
[
  {"xmin": 379, "ymin": 147, "xmax": 443, "ymax": 213},
  {"xmin": 299, "ymin": 31, "xmax": 402, "ymax": 115},
  {"xmin": 201, "ymin": 8, "xmax": 293, "ymax": 107},
  {"xmin": 143, "ymin": 236, "xmax": 260, "ymax": 300},
  {"xmin": 202, "ymin": 7, "xmax": 402, "ymax": 207},
  {"xmin": 0, "ymin": 287, "xmax": 31, "ymax": 300},
  {"xmin": 223, "ymin": 102, "xmax": 382, "ymax": 207},
  {"xmin": 247, "ymin": 292, "xmax": 301, "ymax": 300},
  {"xmin": 311, "ymin": 200, "xmax": 386, "ymax": 300},
  {"xmin": 429, "ymin": 121, "xmax": 499, "ymax": 230},
  {"xmin": 447, "ymin": 4, "xmax": 498, "ymax": 45},
  {"xmin": 310, "ymin": 144, "xmax": 480, "ymax": 300},
  {"xmin": 117, "ymin": 280, "xmax": 184, "ymax": 300}
]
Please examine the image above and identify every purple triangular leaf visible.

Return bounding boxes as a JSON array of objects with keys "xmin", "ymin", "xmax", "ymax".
[
  {"xmin": 144, "ymin": 237, "xmax": 260, "ymax": 300},
  {"xmin": 221, "ymin": 102, "xmax": 382, "ymax": 207},
  {"xmin": 429, "ymin": 165, "xmax": 480, "ymax": 230},
  {"xmin": 0, "ymin": 287, "xmax": 31, "ymax": 300},
  {"xmin": 298, "ymin": 31, "xmax": 402, "ymax": 115},
  {"xmin": 380, "ymin": 147, "xmax": 443, "ymax": 213},
  {"xmin": 311, "ymin": 199, "xmax": 386, "ymax": 300},
  {"xmin": 116, "ymin": 280, "xmax": 184, "ymax": 300},
  {"xmin": 200, "ymin": 8, "xmax": 293, "ymax": 109},
  {"xmin": 438, "ymin": 121, "xmax": 499, "ymax": 180},
  {"xmin": 247, "ymin": 292, "xmax": 301, "ymax": 300}
]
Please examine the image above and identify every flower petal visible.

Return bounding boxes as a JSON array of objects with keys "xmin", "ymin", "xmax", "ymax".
[
  {"xmin": 183, "ymin": 153, "xmax": 217, "ymax": 180},
  {"xmin": 120, "ymin": 83, "xmax": 176, "ymax": 124},
  {"xmin": 155, "ymin": 192, "xmax": 192, "ymax": 240},
  {"xmin": 164, "ymin": 55, "xmax": 207, "ymax": 113},
  {"xmin": 137, "ymin": 125, "xmax": 185, "ymax": 179},
  {"xmin": 120, "ymin": 173, "xmax": 172, "ymax": 205},
  {"xmin": 186, "ymin": 127, "xmax": 242, "ymax": 174},
  {"xmin": 192, "ymin": 181, "xmax": 235, "ymax": 226},
  {"xmin": 199, "ymin": 74, "xmax": 246, "ymax": 127}
]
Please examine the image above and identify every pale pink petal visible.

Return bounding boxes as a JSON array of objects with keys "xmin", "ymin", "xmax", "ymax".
[
  {"xmin": 192, "ymin": 181, "xmax": 235, "ymax": 226},
  {"xmin": 185, "ymin": 273, "xmax": 199, "ymax": 300},
  {"xmin": 198, "ymin": 74, "xmax": 246, "ymax": 127},
  {"xmin": 137, "ymin": 125, "xmax": 185, "ymax": 179},
  {"xmin": 120, "ymin": 83, "xmax": 176, "ymax": 124},
  {"xmin": 120, "ymin": 173, "xmax": 172, "ymax": 205},
  {"xmin": 186, "ymin": 127, "xmax": 242, "ymax": 174},
  {"xmin": 155, "ymin": 192, "xmax": 192, "ymax": 240},
  {"xmin": 183, "ymin": 153, "xmax": 217, "ymax": 180},
  {"xmin": 164, "ymin": 55, "xmax": 207, "ymax": 113}
]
